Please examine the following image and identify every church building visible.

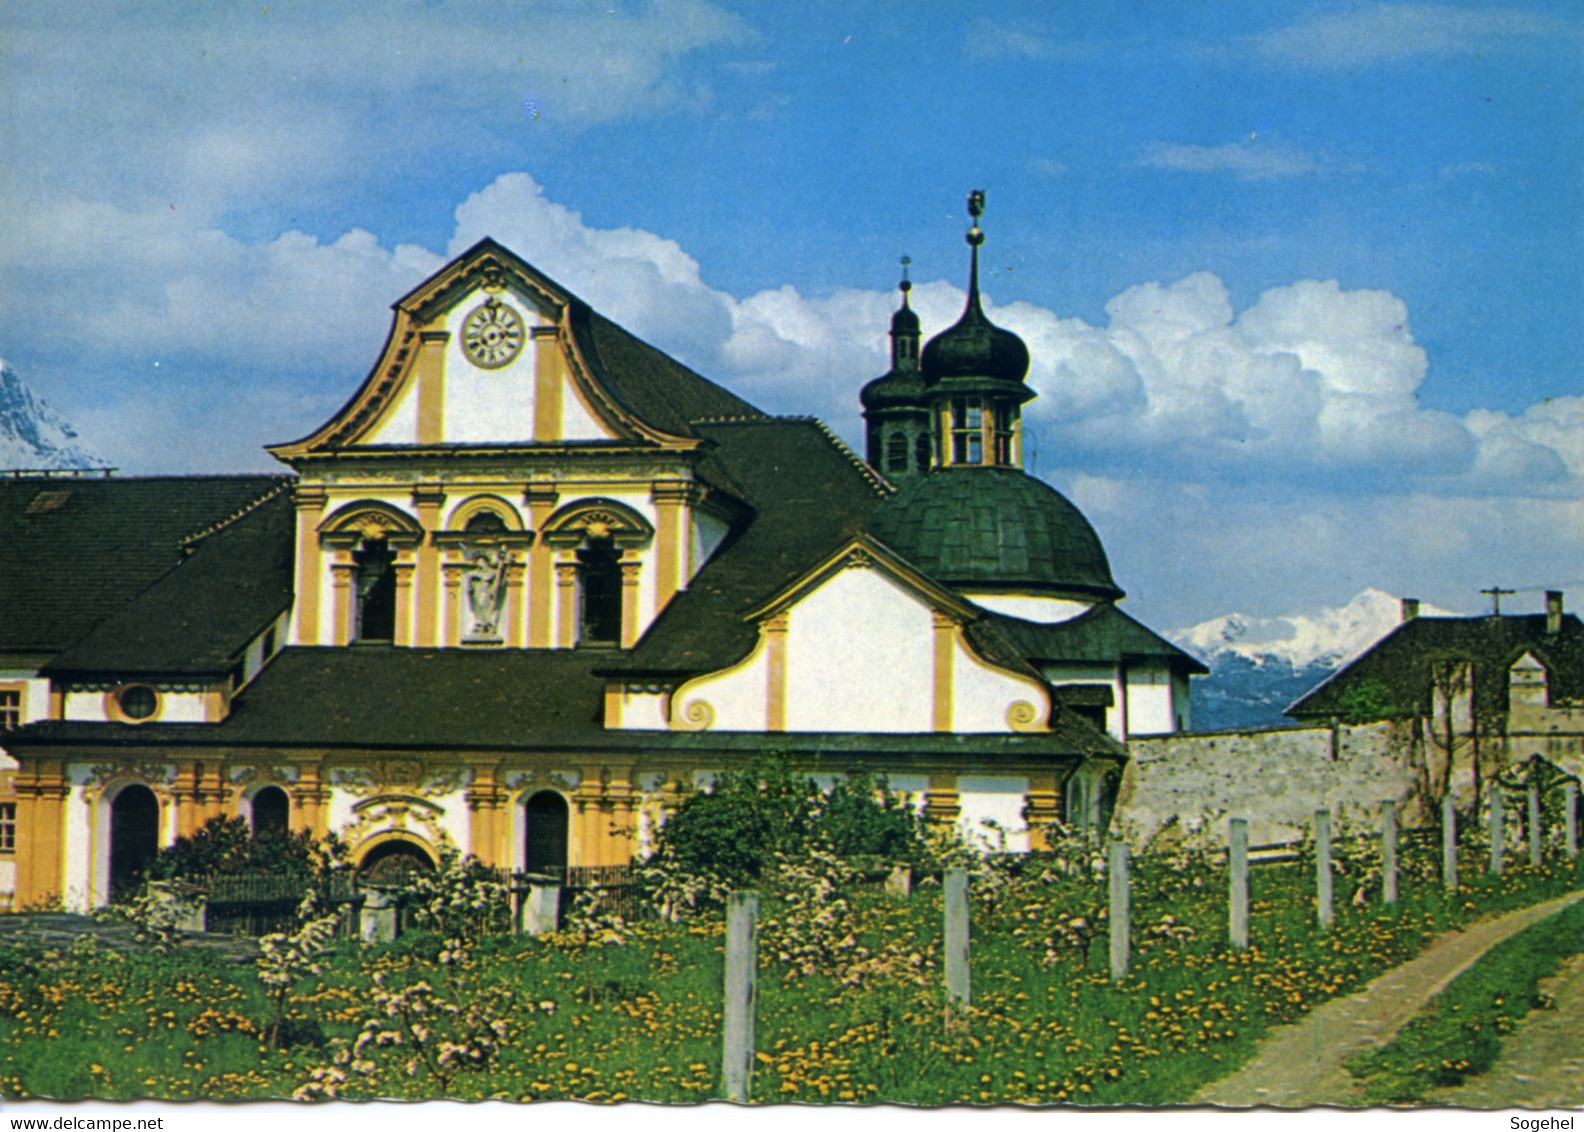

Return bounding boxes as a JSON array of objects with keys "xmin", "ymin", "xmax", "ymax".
[{"xmin": 0, "ymin": 196, "xmax": 1202, "ymax": 910}]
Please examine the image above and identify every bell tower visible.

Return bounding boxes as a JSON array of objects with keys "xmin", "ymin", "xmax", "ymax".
[{"xmin": 860, "ymin": 258, "xmax": 932, "ymax": 481}]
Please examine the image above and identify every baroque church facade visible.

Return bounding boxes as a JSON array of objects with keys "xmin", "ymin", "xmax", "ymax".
[{"xmin": 0, "ymin": 199, "xmax": 1202, "ymax": 910}]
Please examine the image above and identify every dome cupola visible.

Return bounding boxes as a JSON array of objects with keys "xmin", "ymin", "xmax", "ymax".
[{"xmin": 860, "ymin": 259, "xmax": 933, "ymax": 481}]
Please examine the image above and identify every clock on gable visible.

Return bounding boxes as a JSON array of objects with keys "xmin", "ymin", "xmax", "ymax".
[{"xmin": 461, "ymin": 298, "xmax": 526, "ymax": 369}]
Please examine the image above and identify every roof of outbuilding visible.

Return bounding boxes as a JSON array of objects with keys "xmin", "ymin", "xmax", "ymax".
[
  {"xmin": 4, "ymin": 645, "xmax": 1121, "ymax": 759},
  {"xmin": 43, "ymin": 489, "xmax": 296, "ymax": 678},
  {"xmin": 981, "ymin": 603, "xmax": 1209, "ymax": 674},
  {"xmin": 0, "ymin": 475, "xmax": 292, "ymax": 657},
  {"xmin": 1287, "ymin": 613, "xmax": 1584, "ymax": 720},
  {"xmin": 867, "ymin": 467, "xmax": 1123, "ymax": 601}
]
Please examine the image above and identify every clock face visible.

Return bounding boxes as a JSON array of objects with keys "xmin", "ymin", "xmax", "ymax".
[{"xmin": 462, "ymin": 300, "xmax": 526, "ymax": 369}]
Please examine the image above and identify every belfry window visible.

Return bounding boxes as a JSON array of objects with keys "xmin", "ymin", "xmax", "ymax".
[
  {"xmin": 354, "ymin": 538, "xmax": 396, "ymax": 642},
  {"xmin": 951, "ymin": 398, "xmax": 985, "ymax": 464},
  {"xmin": 993, "ymin": 409, "xmax": 1015, "ymax": 465},
  {"xmin": 578, "ymin": 537, "xmax": 622, "ymax": 646},
  {"xmin": 884, "ymin": 432, "xmax": 909, "ymax": 475}
]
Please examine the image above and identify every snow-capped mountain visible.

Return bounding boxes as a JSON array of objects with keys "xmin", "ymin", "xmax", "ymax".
[
  {"xmin": 1170, "ymin": 589, "xmax": 1458, "ymax": 731},
  {"xmin": 0, "ymin": 357, "xmax": 104, "ymax": 471}
]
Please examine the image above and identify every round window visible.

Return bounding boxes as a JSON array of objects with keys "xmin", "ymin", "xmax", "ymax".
[{"xmin": 117, "ymin": 685, "xmax": 157, "ymax": 721}]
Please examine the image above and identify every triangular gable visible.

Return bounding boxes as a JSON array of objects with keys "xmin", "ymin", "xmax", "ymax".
[
  {"xmin": 744, "ymin": 533, "xmax": 978, "ymax": 624},
  {"xmin": 267, "ymin": 239, "xmax": 708, "ymax": 461}
]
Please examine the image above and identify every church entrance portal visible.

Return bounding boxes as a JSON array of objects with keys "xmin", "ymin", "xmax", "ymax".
[
  {"xmin": 358, "ymin": 840, "xmax": 436, "ymax": 886},
  {"xmin": 109, "ymin": 784, "xmax": 159, "ymax": 900},
  {"xmin": 523, "ymin": 791, "xmax": 569, "ymax": 877}
]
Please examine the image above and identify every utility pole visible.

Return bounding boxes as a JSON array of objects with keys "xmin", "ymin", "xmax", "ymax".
[{"xmin": 1480, "ymin": 586, "xmax": 1516, "ymax": 616}]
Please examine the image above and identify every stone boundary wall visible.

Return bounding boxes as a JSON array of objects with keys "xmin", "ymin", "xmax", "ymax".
[{"xmin": 1116, "ymin": 721, "xmax": 1418, "ymax": 851}]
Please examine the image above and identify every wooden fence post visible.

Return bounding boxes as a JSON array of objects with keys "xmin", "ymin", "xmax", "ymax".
[
  {"xmin": 1109, "ymin": 841, "xmax": 1131, "ymax": 980},
  {"xmin": 722, "ymin": 891, "xmax": 760, "ymax": 1103},
  {"xmin": 1443, "ymin": 794, "xmax": 1459, "ymax": 893},
  {"xmin": 1315, "ymin": 809, "xmax": 1333, "ymax": 930},
  {"xmin": 1528, "ymin": 781, "xmax": 1542, "ymax": 868},
  {"xmin": 1381, "ymin": 803, "xmax": 1398, "ymax": 906},
  {"xmin": 1490, "ymin": 790, "xmax": 1505, "ymax": 875},
  {"xmin": 944, "ymin": 868, "xmax": 970, "ymax": 1008},
  {"xmin": 1566, "ymin": 781, "xmax": 1579, "ymax": 859},
  {"xmin": 1229, "ymin": 818, "xmax": 1249, "ymax": 951}
]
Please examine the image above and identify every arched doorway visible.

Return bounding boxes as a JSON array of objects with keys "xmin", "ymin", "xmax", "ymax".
[
  {"xmin": 251, "ymin": 786, "xmax": 290, "ymax": 839},
  {"xmin": 358, "ymin": 839, "xmax": 436, "ymax": 886},
  {"xmin": 523, "ymin": 791, "xmax": 569, "ymax": 877},
  {"xmin": 109, "ymin": 784, "xmax": 160, "ymax": 900}
]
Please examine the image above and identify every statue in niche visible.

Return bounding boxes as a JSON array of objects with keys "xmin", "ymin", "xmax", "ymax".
[{"xmin": 464, "ymin": 545, "xmax": 509, "ymax": 638}]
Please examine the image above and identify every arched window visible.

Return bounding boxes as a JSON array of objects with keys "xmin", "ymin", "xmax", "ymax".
[
  {"xmin": 251, "ymin": 786, "xmax": 290, "ymax": 839},
  {"xmin": 354, "ymin": 538, "xmax": 396, "ymax": 642},
  {"xmin": 109, "ymin": 784, "xmax": 159, "ymax": 900},
  {"xmin": 578, "ymin": 538, "xmax": 623, "ymax": 646},
  {"xmin": 523, "ymin": 791, "xmax": 569, "ymax": 877}
]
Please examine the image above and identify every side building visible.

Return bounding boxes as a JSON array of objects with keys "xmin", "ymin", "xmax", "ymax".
[{"xmin": 1, "ymin": 199, "xmax": 1202, "ymax": 910}]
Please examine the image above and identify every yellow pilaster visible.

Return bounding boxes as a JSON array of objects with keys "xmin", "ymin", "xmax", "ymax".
[
  {"xmin": 393, "ymin": 562, "xmax": 415, "ymax": 646},
  {"xmin": 556, "ymin": 559, "xmax": 579, "ymax": 649},
  {"xmin": 932, "ymin": 612, "xmax": 956, "ymax": 732},
  {"xmin": 416, "ymin": 330, "xmax": 449, "ymax": 445},
  {"xmin": 330, "ymin": 556, "xmax": 356, "ymax": 646},
  {"xmin": 524, "ymin": 483, "xmax": 559, "ymax": 647},
  {"xmin": 293, "ymin": 486, "xmax": 327, "ymax": 644},
  {"xmin": 620, "ymin": 558, "xmax": 643, "ymax": 648},
  {"xmin": 412, "ymin": 484, "xmax": 445, "ymax": 647},
  {"xmin": 442, "ymin": 561, "xmax": 465, "ymax": 647},
  {"xmin": 466, "ymin": 767, "xmax": 507, "ymax": 868},
  {"xmin": 295, "ymin": 764, "xmax": 330, "ymax": 839},
  {"xmin": 504, "ymin": 562, "xmax": 527, "ymax": 648},
  {"xmin": 605, "ymin": 684, "xmax": 624, "ymax": 728},
  {"xmin": 532, "ymin": 327, "xmax": 562, "ymax": 442},
  {"xmin": 650, "ymin": 479, "xmax": 696, "ymax": 609},
  {"xmin": 924, "ymin": 773, "xmax": 961, "ymax": 826},
  {"xmin": 1024, "ymin": 772, "xmax": 1062, "ymax": 850},
  {"xmin": 15, "ymin": 761, "xmax": 68, "ymax": 907},
  {"xmin": 764, "ymin": 613, "xmax": 789, "ymax": 731}
]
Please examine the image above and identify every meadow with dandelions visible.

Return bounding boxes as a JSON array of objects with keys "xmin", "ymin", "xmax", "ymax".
[{"xmin": 3, "ymin": 826, "xmax": 1582, "ymax": 1106}]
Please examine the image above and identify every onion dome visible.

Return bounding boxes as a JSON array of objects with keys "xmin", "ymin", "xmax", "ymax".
[
  {"xmin": 867, "ymin": 466, "xmax": 1123, "ymax": 601},
  {"xmin": 920, "ymin": 192, "xmax": 1033, "ymax": 400},
  {"xmin": 860, "ymin": 261, "xmax": 926, "ymax": 412}
]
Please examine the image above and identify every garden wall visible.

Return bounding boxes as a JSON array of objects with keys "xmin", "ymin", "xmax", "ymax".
[{"xmin": 1116, "ymin": 721, "xmax": 1418, "ymax": 850}]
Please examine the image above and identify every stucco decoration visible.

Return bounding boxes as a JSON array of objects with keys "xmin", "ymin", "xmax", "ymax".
[
  {"xmin": 332, "ymin": 761, "xmax": 471, "ymax": 799},
  {"xmin": 230, "ymin": 765, "xmax": 300, "ymax": 787},
  {"xmin": 83, "ymin": 761, "xmax": 176, "ymax": 791},
  {"xmin": 341, "ymin": 794, "xmax": 456, "ymax": 859}
]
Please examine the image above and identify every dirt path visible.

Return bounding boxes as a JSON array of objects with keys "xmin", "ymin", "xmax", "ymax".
[
  {"xmin": 1423, "ymin": 950, "xmax": 1584, "ymax": 1109},
  {"xmin": 1193, "ymin": 888, "xmax": 1584, "ymax": 1109}
]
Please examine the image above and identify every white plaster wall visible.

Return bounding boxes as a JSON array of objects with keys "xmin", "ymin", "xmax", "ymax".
[
  {"xmin": 615, "ymin": 690, "xmax": 670, "ymax": 730},
  {"xmin": 678, "ymin": 649, "xmax": 770, "ymax": 730},
  {"xmin": 0, "ymin": 860, "xmax": 14, "ymax": 907},
  {"xmin": 0, "ymin": 673, "xmax": 51, "ymax": 727},
  {"xmin": 62, "ymin": 689, "xmax": 206, "ymax": 724},
  {"xmin": 1126, "ymin": 665, "xmax": 1177, "ymax": 736},
  {"xmin": 690, "ymin": 512, "xmax": 732, "ymax": 581},
  {"xmin": 965, "ymin": 595, "xmax": 1092, "ymax": 624},
  {"xmin": 953, "ymin": 640, "xmax": 1044, "ymax": 732},
  {"xmin": 957, "ymin": 776, "xmax": 1031, "ymax": 852},
  {"xmin": 443, "ymin": 297, "xmax": 540, "ymax": 444},
  {"xmin": 783, "ymin": 568, "xmax": 933, "ymax": 732},
  {"xmin": 63, "ymin": 773, "xmax": 92, "ymax": 911},
  {"xmin": 560, "ymin": 384, "xmax": 608, "ymax": 441},
  {"xmin": 362, "ymin": 381, "xmax": 419, "ymax": 445}
]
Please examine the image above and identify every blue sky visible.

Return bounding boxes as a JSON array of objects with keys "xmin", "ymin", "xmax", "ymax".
[{"xmin": 2, "ymin": 1, "xmax": 1581, "ymax": 629}]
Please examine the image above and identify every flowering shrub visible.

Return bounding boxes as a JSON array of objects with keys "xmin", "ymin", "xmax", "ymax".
[
  {"xmin": 256, "ymin": 896, "xmax": 340, "ymax": 1048},
  {"xmin": 109, "ymin": 888, "xmax": 185, "ymax": 954},
  {"xmin": 405, "ymin": 851, "xmax": 510, "ymax": 942}
]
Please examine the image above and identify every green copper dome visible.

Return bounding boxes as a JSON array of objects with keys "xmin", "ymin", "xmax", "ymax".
[{"xmin": 868, "ymin": 467, "xmax": 1123, "ymax": 600}]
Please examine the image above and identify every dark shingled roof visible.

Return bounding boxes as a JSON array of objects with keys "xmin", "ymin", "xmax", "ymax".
[
  {"xmin": 1288, "ymin": 613, "xmax": 1584, "ymax": 720},
  {"xmin": 605, "ymin": 417, "xmax": 889, "ymax": 676},
  {"xmin": 979, "ymin": 603, "xmax": 1208, "ymax": 674},
  {"xmin": 4, "ymin": 646, "xmax": 1121, "ymax": 760},
  {"xmin": 0, "ymin": 475, "xmax": 291, "ymax": 657},
  {"xmin": 867, "ymin": 467, "xmax": 1123, "ymax": 601},
  {"xmin": 573, "ymin": 306, "xmax": 767, "ymax": 438},
  {"xmin": 44, "ymin": 491, "xmax": 296, "ymax": 678}
]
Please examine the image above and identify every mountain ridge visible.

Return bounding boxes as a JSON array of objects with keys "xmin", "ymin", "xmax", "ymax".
[{"xmin": 0, "ymin": 358, "xmax": 104, "ymax": 471}]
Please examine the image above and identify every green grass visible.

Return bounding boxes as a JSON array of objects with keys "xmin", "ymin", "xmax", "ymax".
[
  {"xmin": 1343, "ymin": 891, "xmax": 1584, "ymax": 1104},
  {"xmin": 2, "ymin": 847, "xmax": 1580, "ymax": 1105}
]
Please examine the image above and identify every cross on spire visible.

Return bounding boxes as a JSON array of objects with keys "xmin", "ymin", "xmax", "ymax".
[{"xmin": 1480, "ymin": 585, "xmax": 1516, "ymax": 615}]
